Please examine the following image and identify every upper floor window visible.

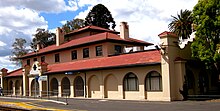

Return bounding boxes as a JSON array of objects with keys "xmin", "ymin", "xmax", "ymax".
[
  {"xmin": 71, "ymin": 50, "xmax": 77, "ymax": 60},
  {"xmin": 27, "ymin": 59, "xmax": 30, "ymax": 66},
  {"xmin": 123, "ymin": 72, "xmax": 139, "ymax": 91},
  {"xmin": 55, "ymin": 53, "xmax": 60, "ymax": 62},
  {"xmin": 41, "ymin": 56, "xmax": 45, "ymax": 62},
  {"xmin": 33, "ymin": 58, "xmax": 37, "ymax": 61},
  {"xmin": 96, "ymin": 45, "xmax": 103, "ymax": 56},
  {"xmin": 115, "ymin": 45, "xmax": 122, "ymax": 54},
  {"xmin": 145, "ymin": 71, "xmax": 162, "ymax": 91},
  {"xmin": 83, "ymin": 48, "xmax": 89, "ymax": 58}
]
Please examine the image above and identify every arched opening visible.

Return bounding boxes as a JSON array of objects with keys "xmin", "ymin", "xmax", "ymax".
[
  {"xmin": 186, "ymin": 69, "xmax": 195, "ymax": 94},
  {"xmin": 123, "ymin": 72, "xmax": 139, "ymax": 91},
  {"xmin": 88, "ymin": 75, "xmax": 100, "ymax": 98},
  {"xmin": 74, "ymin": 76, "xmax": 84, "ymax": 97},
  {"xmin": 50, "ymin": 78, "xmax": 58, "ymax": 96},
  {"xmin": 104, "ymin": 74, "xmax": 118, "ymax": 99},
  {"xmin": 61, "ymin": 77, "xmax": 70, "ymax": 96},
  {"xmin": 199, "ymin": 70, "xmax": 209, "ymax": 94},
  {"xmin": 8, "ymin": 81, "xmax": 13, "ymax": 95},
  {"xmin": 15, "ymin": 80, "xmax": 20, "ymax": 95},
  {"xmin": 31, "ymin": 78, "xmax": 39, "ymax": 96},
  {"xmin": 145, "ymin": 71, "xmax": 162, "ymax": 91}
]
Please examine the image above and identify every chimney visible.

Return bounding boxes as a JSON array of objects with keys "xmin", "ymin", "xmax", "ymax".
[
  {"xmin": 1, "ymin": 68, "xmax": 8, "ymax": 77},
  {"xmin": 56, "ymin": 27, "xmax": 64, "ymax": 46},
  {"xmin": 120, "ymin": 22, "xmax": 129, "ymax": 39}
]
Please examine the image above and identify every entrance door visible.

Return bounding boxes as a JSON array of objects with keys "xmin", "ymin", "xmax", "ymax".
[
  {"xmin": 31, "ymin": 78, "xmax": 39, "ymax": 96},
  {"xmin": 74, "ymin": 76, "xmax": 84, "ymax": 97}
]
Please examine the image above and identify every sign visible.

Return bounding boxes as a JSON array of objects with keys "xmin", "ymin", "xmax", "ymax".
[
  {"xmin": 38, "ymin": 75, "xmax": 47, "ymax": 81},
  {"xmin": 65, "ymin": 72, "xmax": 74, "ymax": 75}
]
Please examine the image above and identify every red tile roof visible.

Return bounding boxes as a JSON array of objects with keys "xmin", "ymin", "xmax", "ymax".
[
  {"xmin": 6, "ymin": 68, "xmax": 23, "ymax": 77},
  {"xmin": 65, "ymin": 25, "xmax": 119, "ymax": 36},
  {"xmin": 45, "ymin": 50, "xmax": 161, "ymax": 74},
  {"xmin": 158, "ymin": 31, "xmax": 177, "ymax": 37},
  {"xmin": 7, "ymin": 50, "xmax": 161, "ymax": 77},
  {"xmin": 21, "ymin": 32, "xmax": 153, "ymax": 58}
]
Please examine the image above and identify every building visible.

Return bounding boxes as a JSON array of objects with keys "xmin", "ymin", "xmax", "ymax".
[{"xmin": 1, "ymin": 22, "xmax": 219, "ymax": 101}]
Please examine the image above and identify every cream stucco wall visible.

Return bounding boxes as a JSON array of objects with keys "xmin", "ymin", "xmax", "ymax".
[{"xmin": 43, "ymin": 65, "xmax": 162, "ymax": 100}]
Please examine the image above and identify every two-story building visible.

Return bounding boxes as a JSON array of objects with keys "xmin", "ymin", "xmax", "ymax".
[{"xmin": 1, "ymin": 22, "xmax": 219, "ymax": 101}]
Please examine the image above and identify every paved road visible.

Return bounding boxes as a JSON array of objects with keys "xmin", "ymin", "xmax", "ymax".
[{"xmin": 0, "ymin": 97, "xmax": 220, "ymax": 111}]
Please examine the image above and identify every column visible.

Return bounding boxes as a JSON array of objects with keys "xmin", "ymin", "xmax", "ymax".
[{"xmin": 70, "ymin": 81, "xmax": 74, "ymax": 97}]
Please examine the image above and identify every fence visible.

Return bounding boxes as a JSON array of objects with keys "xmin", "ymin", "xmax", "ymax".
[{"xmin": 0, "ymin": 90, "xmax": 69, "ymax": 105}]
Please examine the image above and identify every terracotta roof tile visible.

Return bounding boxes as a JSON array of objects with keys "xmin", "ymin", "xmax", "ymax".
[
  {"xmin": 21, "ymin": 32, "xmax": 153, "ymax": 58},
  {"xmin": 65, "ymin": 25, "xmax": 119, "ymax": 35},
  {"xmin": 46, "ymin": 50, "xmax": 161, "ymax": 74},
  {"xmin": 6, "ymin": 68, "xmax": 23, "ymax": 77},
  {"xmin": 158, "ymin": 31, "xmax": 177, "ymax": 37}
]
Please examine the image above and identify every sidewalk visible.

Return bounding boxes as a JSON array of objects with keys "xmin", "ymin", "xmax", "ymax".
[{"xmin": 0, "ymin": 97, "xmax": 72, "ymax": 111}]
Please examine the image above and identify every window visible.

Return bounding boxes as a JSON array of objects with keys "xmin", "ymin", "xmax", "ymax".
[
  {"xmin": 71, "ymin": 50, "xmax": 77, "ymax": 60},
  {"xmin": 146, "ymin": 71, "xmax": 162, "ymax": 91},
  {"xmin": 96, "ymin": 45, "xmax": 103, "ymax": 56},
  {"xmin": 115, "ymin": 45, "xmax": 122, "ymax": 54},
  {"xmin": 83, "ymin": 48, "xmax": 89, "ymax": 58},
  {"xmin": 123, "ymin": 72, "xmax": 139, "ymax": 91},
  {"xmin": 27, "ymin": 59, "xmax": 30, "ymax": 65},
  {"xmin": 55, "ymin": 54, "xmax": 60, "ymax": 62},
  {"xmin": 41, "ymin": 56, "xmax": 45, "ymax": 62},
  {"xmin": 33, "ymin": 58, "xmax": 37, "ymax": 61}
]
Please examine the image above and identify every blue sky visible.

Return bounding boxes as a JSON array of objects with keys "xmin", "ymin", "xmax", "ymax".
[{"xmin": 0, "ymin": 0, "xmax": 198, "ymax": 71}]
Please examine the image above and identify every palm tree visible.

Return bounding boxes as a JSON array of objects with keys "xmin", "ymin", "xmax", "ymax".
[{"xmin": 168, "ymin": 9, "xmax": 193, "ymax": 39}]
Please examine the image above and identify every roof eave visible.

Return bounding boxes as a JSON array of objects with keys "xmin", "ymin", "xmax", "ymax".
[{"xmin": 44, "ymin": 62, "xmax": 161, "ymax": 75}]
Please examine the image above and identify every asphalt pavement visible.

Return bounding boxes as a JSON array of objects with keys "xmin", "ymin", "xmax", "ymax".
[{"xmin": 0, "ymin": 97, "xmax": 220, "ymax": 111}]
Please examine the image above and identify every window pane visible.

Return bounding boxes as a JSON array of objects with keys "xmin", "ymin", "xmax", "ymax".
[
  {"xmin": 71, "ymin": 50, "xmax": 77, "ymax": 60},
  {"xmin": 96, "ymin": 46, "xmax": 103, "ymax": 56},
  {"xmin": 123, "ymin": 73, "xmax": 139, "ymax": 91},
  {"xmin": 146, "ymin": 71, "xmax": 162, "ymax": 91},
  {"xmin": 41, "ymin": 56, "xmax": 45, "ymax": 62},
  {"xmin": 55, "ymin": 54, "xmax": 60, "ymax": 62},
  {"xmin": 83, "ymin": 48, "xmax": 89, "ymax": 58},
  {"xmin": 115, "ymin": 45, "xmax": 122, "ymax": 54}
]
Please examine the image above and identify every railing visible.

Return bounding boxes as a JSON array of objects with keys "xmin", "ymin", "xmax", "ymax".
[{"xmin": 0, "ymin": 90, "xmax": 69, "ymax": 105}]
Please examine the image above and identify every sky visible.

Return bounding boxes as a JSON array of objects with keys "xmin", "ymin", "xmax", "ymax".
[{"xmin": 0, "ymin": 0, "xmax": 198, "ymax": 71}]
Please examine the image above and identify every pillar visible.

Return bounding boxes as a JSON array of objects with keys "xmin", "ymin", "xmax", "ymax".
[
  {"xmin": 174, "ymin": 59, "xmax": 186, "ymax": 100},
  {"xmin": 23, "ymin": 65, "xmax": 30, "ymax": 96},
  {"xmin": 58, "ymin": 81, "xmax": 62, "ymax": 97},
  {"xmin": 1, "ymin": 68, "xmax": 8, "ymax": 89},
  {"xmin": 70, "ymin": 81, "xmax": 74, "ymax": 97},
  {"xmin": 159, "ymin": 31, "xmax": 180, "ymax": 101}
]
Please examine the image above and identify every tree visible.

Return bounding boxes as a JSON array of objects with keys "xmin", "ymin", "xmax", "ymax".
[
  {"xmin": 85, "ymin": 4, "xmax": 116, "ymax": 30},
  {"xmin": 191, "ymin": 0, "xmax": 220, "ymax": 70},
  {"xmin": 10, "ymin": 38, "xmax": 30, "ymax": 65},
  {"xmin": 62, "ymin": 18, "xmax": 85, "ymax": 33},
  {"xmin": 168, "ymin": 9, "xmax": 193, "ymax": 39},
  {"xmin": 31, "ymin": 28, "xmax": 56, "ymax": 51}
]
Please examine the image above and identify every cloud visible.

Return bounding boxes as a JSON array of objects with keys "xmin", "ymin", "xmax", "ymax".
[
  {"xmin": 0, "ymin": 2, "xmax": 48, "ymax": 70},
  {"xmin": 75, "ymin": 0, "xmax": 198, "ymax": 43},
  {"xmin": 0, "ymin": 0, "xmax": 78, "ymax": 13},
  {"xmin": 60, "ymin": 20, "xmax": 67, "ymax": 25}
]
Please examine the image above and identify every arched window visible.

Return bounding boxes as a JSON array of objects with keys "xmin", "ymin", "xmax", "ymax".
[
  {"xmin": 123, "ymin": 72, "xmax": 139, "ymax": 91},
  {"xmin": 146, "ymin": 71, "xmax": 162, "ymax": 91}
]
